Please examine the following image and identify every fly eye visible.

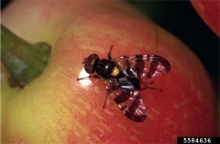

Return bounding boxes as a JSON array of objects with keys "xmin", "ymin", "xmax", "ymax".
[{"xmin": 83, "ymin": 54, "xmax": 100, "ymax": 74}]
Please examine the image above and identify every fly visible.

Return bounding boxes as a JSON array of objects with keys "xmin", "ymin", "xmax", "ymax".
[{"xmin": 77, "ymin": 46, "xmax": 171, "ymax": 122}]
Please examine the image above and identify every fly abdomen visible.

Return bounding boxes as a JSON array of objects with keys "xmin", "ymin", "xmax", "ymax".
[{"xmin": 127, "ymin": 77, "xmax": 141, "ymax": 90}]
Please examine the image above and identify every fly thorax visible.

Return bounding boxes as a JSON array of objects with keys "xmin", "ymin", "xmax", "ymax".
[{"xmin": 96, "ymin": 60, "xmax": 115, "ymax": 78}]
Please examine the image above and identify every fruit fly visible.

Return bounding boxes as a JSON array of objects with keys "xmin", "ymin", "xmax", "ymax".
[{"xmin": 77, "ymin": 46, "xmax": 171, "ymax": 122}]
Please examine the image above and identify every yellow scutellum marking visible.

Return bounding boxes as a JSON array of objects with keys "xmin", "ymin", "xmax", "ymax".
[{"xmin": 111, "ymin": 66, "xmax": 119, "ymax": 76}]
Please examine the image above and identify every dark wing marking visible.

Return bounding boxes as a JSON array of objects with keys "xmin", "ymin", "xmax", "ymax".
[
  {"xmin": 103, "ymin": 78, "xmax": 147, "ymax": 122},
  {"xmin": 114, "ymin": 54, "xmax": 171, "ymax": 79}
]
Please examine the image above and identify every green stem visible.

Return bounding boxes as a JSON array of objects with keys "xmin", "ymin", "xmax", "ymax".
[{"xmin": 1, "ymin": 24, "xmax": 51, "ymax": 88}]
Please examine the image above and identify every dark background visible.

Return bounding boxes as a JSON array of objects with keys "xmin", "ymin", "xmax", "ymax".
[
  {"xmin": 128, "ymin": 1, "xmax": 219, "ymax": 95},
  {"xmin": 1, "ymin": 0, "xmax": 219, "ymax": 95}
]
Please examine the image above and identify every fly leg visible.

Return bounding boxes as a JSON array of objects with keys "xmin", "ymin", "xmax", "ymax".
[
  {"xmin": 108, "ymin": 45, "xmax": 113, "ymax": 60},
  {"xmin": 140, "ymin": 81, "xmax": 163, "ymax": 92},
  {"xmin": 103, "ymin": 92, "xmax": 110, "ymax": 108}
]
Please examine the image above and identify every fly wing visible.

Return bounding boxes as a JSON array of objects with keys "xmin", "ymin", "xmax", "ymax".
[
  {"xmin": 114, "ymin": 54, "xmax": 171, "ymax": 79},
  {"xmin": 103, "ymin": 78, "xmax": 147, "ymax": 122}
]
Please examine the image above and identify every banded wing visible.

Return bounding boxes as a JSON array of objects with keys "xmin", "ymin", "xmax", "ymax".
[
  {"xmin": 114, "ymin": 54, "xmax": 171, "ymax": 79},
  {"xmin": 103, "ymin": 78, "xmax": 146, "ymax": 122}
]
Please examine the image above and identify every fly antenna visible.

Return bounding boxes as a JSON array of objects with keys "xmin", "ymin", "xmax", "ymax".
[{"xmin": 77, "ymin": 75, "xmax": 100, "ymax": 81}]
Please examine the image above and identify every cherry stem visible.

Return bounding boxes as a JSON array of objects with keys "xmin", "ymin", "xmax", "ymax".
[{"xmin": 1, "ymin": 24, "xmax": 51, "ymax": 88}]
